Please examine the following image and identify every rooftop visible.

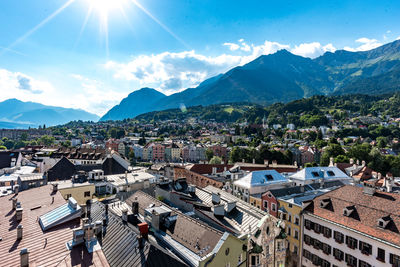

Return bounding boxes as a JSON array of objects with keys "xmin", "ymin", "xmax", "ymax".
[
  {"xmin": 0, "ymin": 185, "xmax": 109, "ymax": 266},
  {"xmin": 306, "ymin": 185, "xmax": 400, "ymax": 247},
  {"xmin": 233, "ymin": 170, "xmax": 289, "ymax": 189},
  {"xmin": 289, "ymin": 166, "xmax": 350, "ymax": 181}
]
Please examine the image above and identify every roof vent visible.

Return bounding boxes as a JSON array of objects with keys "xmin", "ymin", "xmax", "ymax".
[
  {"xmin": 14, "ymin": 185, "xmax": 19, "ymax": 194},
  {"xmin": 132, "ymin": 201, "xmax": 139, "ymax": 215},
  {"xmin": 16, "ymin": 207, "xmax": 23, "ymax": 221},
  {"xmin": 12, "ymin": 198, "xmax": 18, "ymax": 210},
  {"xmin": 320, "ymin": 198, "xmax": 331, "ymax": 209},
  {"xmin": 343, "ymin": 205, "xmax": 355, "ymax": 217},
  {"xmin": 52, "ymin": 183, "xmax": 58, "ymax": 193},
  {"xmin": 378, "ymin": 215, "xmax": 392, "ymax": 229},
  {"xmin": 226, "ymin": 201, "xmax": 236, "ymax": 213},
  {"xmin": 363, "ymin": 185, "xmax": 376, "ymax": 196}
]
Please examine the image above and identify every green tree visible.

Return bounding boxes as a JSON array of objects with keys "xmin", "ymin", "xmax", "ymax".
[
  {"xmin": 209, "ymin": 156, "xmax": 222, "ymax": 164},
  {"xmin": 205, "ymin": 149, "xmax": 214, "ymax": 161},
  {"xmin": 38, "ymin": 135, "xmax": 55, "ymax": 146}
]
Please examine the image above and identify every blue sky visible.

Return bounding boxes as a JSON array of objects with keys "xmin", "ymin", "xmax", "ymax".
[{"xmin": 0, "ymin": 0, "xmax": 399, "ymax": 116}]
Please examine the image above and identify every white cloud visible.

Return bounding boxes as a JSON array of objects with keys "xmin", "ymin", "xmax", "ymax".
[
  {"xmin": 344, "ymin": 38, "xmax": 382, "ymax": 52},
  {"xmin": 397, "ymin": 36, "xmax": 400, "ymax": 40},
  {"xmin": 0, "ymin": 69, "xmax": 54, "ymax": 106},
  {"xmin": 223, "ymin": 42, "xmax": 240, "ymax": 51},
  {"xmin": 291, "ymin": 42, "xmax": 336, "ymax": 58}
]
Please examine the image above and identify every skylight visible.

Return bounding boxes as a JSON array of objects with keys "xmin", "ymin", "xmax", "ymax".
[
  {"xmin": 39, "ymin": 197, "xmax": 81, "ymax": 231},
  {"xmin": 327, "ymin": 171, "xmax": 335, "ymax": 176},
  {"xmin": 311, "ymin": 171, "xmax": 320, "ymax": 177}
]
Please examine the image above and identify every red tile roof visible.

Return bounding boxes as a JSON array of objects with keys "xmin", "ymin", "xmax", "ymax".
[
  {"xmin": 0, "ymin": 185, "xmax": 109, "ymax": 267},
  {"xmin": 306, "ymin": 185, "xmax": 400, "ymax": 246}
]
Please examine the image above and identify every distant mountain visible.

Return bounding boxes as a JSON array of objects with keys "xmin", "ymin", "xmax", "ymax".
[
  {"xmin": 102, "ymin": 39, "xmax": 400, "ymax": 121},
  {"xmin": 100, "ymin": 88, "xmax": 166, "ymax": 121},
  {"xmin": 0, "ymin": 99, "xmax": 99, "ymax": 128}
]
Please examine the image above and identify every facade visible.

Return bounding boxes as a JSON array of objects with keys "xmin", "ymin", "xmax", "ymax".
[
  {"xmin": 54, "ymin": 180, "xmax": 96, "ymax": 205},
  {"xmin": 302, "ymin": 185, "xmax": 400, "ymax": 267},
  {"xmin": 132, "ymin": 144, "xmax": 143, "ymax": 159},
  {"xmin": 174, "ymin": 166, "xmax": 224, "ymax": 188},
  {"xmin": 152, "ymin": 143, "xmax": 165, "ymax": 162}
]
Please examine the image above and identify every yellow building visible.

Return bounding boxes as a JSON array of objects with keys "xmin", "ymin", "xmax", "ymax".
[
  {"xmin": 201, "ymin": 233, "xmax": 247, "ymax": 267},
  {"xmin": 277, "ymin": 198, "xmax": 303, "ymax": 267},
  {"xmin": 53, "ymin": 181, "xmax": 96, "ymax": 205},
  {"xmin": 249, "ymin": 194, "xmax": 262, "ymax": 209}
]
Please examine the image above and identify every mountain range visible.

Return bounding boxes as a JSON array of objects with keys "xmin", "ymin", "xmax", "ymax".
[
  {"xmin": 100, "ymin": 39, "xmax": 400, "ymax": 121},
  {"xmin": 0, "ymin": 99, "xmax": 99, "ymax": 128}
]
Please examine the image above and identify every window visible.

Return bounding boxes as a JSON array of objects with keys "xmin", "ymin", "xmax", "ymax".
[
  {"xmin": 271, "ymin": 203, "xmax": 276, "ymax": 212},
  {"xmin": 295, "ymin": 216, "xmax": 299, "ymax": 225},
  {"xmin": 345, "ymin": 254, "xmax": 357, "ymax": 267},
  {"xmin": 238, "ymin": 253, "xmax": 242, "ymax": 264},
  {"xmin": 313, "ymin": 239, "xmax": 322, "ymax": 250},
  {"xmin": 293, "ymin": 245, "xmax": 298, "ymax": 255},
  {"xmin": 265, "ymin": 245, "xmax": 270, "ymax": 255},
  {"xmin": 263, "ymin": 200, "xmax": 268, "ymax": 209},
  {"xmin": 311, "ymin": 171, "xmax": 320, "ymax": 177},
  {"xmin": 225, "ymin": 263, "xmax": 230, "ymax": 267},
  {"xmin": 305, "ymin": 219, "xmax": 312, "ymax": 230},
  {"xmin": 346, "ymin": 236, "xmax": 358, "ymax": 249},
  {"xmin": 84, "ymin": 191, "xmax": 91, "ymax": 197},
  {"xmin": 265, "ymin": 174, "xmax": 274, "ymax": 180},
  {"xmin": 333, "ymin": 248, "xmax": 344, "ymax": 261},
  {"xmin": 277, "ymin": 241, "xmax": 283, "ymax": 251},
  {"xmin": 334, "ymin": 231, "xmax": 344, "ymax": 243},
  {"xmin": 321, "ymin": 260, "xmax": 330, "ymax": 267},
  {"xmin": 359, "ymin": 260, "xmax": 371, "ymax": 267},
  {"xmin": 312, "ymin": 254, "xmax": 322, "ymax": 266},
  {"xmin": 304, "ymin": 235, "xmax": 311, "ymax": 245},
  {"xmin": 65, "ymin": 194, "xmax": 72, "ymax": 199},
  {"xmin": 294, "ymin": 230, "xmax": 299, "ymax": 240},
  {"xmin": 327, "ymin": 170, "xmax": 335, "ymax": 176},
  {"xmin": 314, "ymin": 223, "xmax": 321, "ymax": 234},
  {"xmin": 323, "ymin": 226, "xmax": 332, "ymax": 238},
  {"xmin": 322, "ymin": 243, "xmax": 331, "ymax": 255},
  {"xmin": 303, "ymin": 249, "xmax": 312, "ymax": 260},
  {"xmin": 281, "ymin": 213, "xmax": 287, "ymax": 220},
  {"xmin": 288, "ymin": 213, "xmax": 292, "ymax": 222},
  {"xmin": 287, "ymin": 226, "xmax": 291, "ymax": 236},
  {"xmin": 251, "ymin": 255, "xmax": 260, "ymax": 265},
  {"xmin": 377, "ymin": 248, "xmax": 385, "ymax": 262},
  {"xmin": 288, "ymin": 203, "xmax": 292, "ymax": 208},
  {"xmin": 390, "ymin": 253, "xmax": 400, "ymax": 267},
  {"xmin": 359, "ymin": 241, "xmax": 372, "ymax": 255}
]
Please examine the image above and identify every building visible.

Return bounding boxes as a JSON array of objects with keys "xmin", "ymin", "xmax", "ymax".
[
  {"xmin": 52, "ymin": 180, "xmax": 96, "ymax": 205},
  {"xmin": 174, "ymin": 166, "xmax": 225, "ymax": 189},
  {"xmin": 233, "ymin": 170, "xmax": 291, "ymax": 202},
  {"xmin": 302, "ymin": 185, "xmax": 400, "ymax": 267},
  {"xmin": 0, "ymin": 185, "xmax": 109, "ymax": 266},
  {"xmin": 125, "ymin": 191, "xmax": 247, "ymax": 267},
  {"xmin": 152, "ymin": 143, "xmax": 165, "ymax": 162},
  {"xmin": 104, "ymin": 171, "xmax": 156, "ymax": 194},
  {"xmin": 89, "ymin": 200, "xmax": 189, "ymax": 267},
  {"xmin": 289, "ymin": 166, "xmax": 351, "ymax": 186},
  {"xmin": 165, "ymin": 143, "xmax": 181, "ymax": 162}
]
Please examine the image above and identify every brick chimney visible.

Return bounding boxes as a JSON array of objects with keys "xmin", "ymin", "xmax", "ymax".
[
  {"xmin": 17, "ymin": 225, "xmax": 23, "ymax": 240},
  {"xmin": 20, "ymin": 248, "xmax": 29, "ymax": 267}
]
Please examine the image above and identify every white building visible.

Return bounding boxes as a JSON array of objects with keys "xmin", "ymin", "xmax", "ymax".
[
  {"xmin": 233, "ymin": 170, "xmax": 292, "ymax": 202},
  {"xmin": 302, "ymin": 185, "xmax": 400, "ymax": 267},
  {"xmin": 289, "ymin": 166, "xmax": 351, "ymax": 186}
]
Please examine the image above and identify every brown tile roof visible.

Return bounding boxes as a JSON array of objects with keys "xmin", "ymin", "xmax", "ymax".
[
  {"xmin": 125, "ymin": 191, "xmax": 223, "ymax": 256},
  {"xmin": 0, "ymin": 185, "xmax": 109, "ymax": 267},
  {"xmin": 189, "ymin": 164, "xmax": 233, "ymax": 174},
  {"xmin": 306, "ymin": 185, "xmax": 400, "ymax": 246}
]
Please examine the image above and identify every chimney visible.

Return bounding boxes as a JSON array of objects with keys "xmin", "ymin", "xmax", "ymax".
[
  {"xmin": 300, "ymin": 185, "xmax": 305, "ymax": 193},
  {"xmin": 122, "ymin": 209, "xmax": 128, "ymax": 222},
  {"xmin": 363, "ymin": 184, "xmax": 376, "ymax": 196},
  {"xmin": 378, "ymin": 173, "xmax": 382, "ymax": 179},
  {"xmin": 252, "ymin": 158, "xmax": 255, "ymax": 164},
  {"xmin": 105, "ymin": 204, "xmax": 109, "ymax": 216},
  {"xmin": 361, "ymin": 160, "xmax": 366, "ymax": 167},
  {"xmin": 223, "ymin": 167, "xmax": 227, "ymax": 172},
  {"xmin": 94, "ymin": 220, "xmax": 103, "ymax": 235},
  {"xmin": 125, "ymin": 171, "xmax": 128, "ymax": 180},
  {"xmin": 132, "ymin": 201, "xmax": 139, "ymax": 215},
  {"xmin": 138, "ymin": 236, "xmax": 144, "ymax": 249},
  {"xmin": 52, "ymin": 183, "xmax": 58, "ymax": 193},
  {"xmin": 13, "ymin": 198, "xmax": 18, "ymax": 210},
  {"xmin": 356, "ymin": 159, "xmax": 360, "ymax": 165},
  {"xmin": 350, "ymin": 158, "xmax": 354, "ymax": 164},
  {"xmin": 329, "ymin": 157, "xmax": 334, "ymax": 166},
  {"xmin": 17, "ymin": 225, "xmax": 23, "ymax": 240},
  {"xmin": 272, "ymin": 160, "xmax": 277, "ymax": 166},
  {"xmin": 212, "ymin": 192, "xmax": 221, "ymax": 204},
  {"xmin": 242, "ymin": 159, "xmax": 245, "ymax": 163},
  {"xmin": 212, "ymin": 167, "xmax": 217, "ymax": 175},
  {"xmin": 16, "ymin": 207, "xmax": 23, "ymax": 221},
  {"xmin": 264, "ymin": 160, "xmax": 269, "ymax": 166},
  {"xmin": 14, "ymin": 185, "xmax": 19, "ymax": 194},
  {"xmin": 213, "ymin": 204, "xmax": 225, "ymax": 217},
  {"xmin": 20, "ymin": 248, "xmax": 29, "ymax": 267}
]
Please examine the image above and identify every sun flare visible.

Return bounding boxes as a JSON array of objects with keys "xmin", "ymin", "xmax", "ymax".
[{"xmin": 88, "ymin": 0, "xmax": 126, "ymax": 22}]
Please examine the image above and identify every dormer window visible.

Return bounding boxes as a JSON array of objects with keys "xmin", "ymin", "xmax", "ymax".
[
  {"xmin": 378, "ymin": 215, "xmax": 392, "ymax": 229},
  {"xmin": 343, "ymin": 205, "xmax": 355, "ymax": 217},
  {"xmin": 327, "ymin": 171, "xmax": 335, "ymax": 176},
  {"xmin": 320, "ymin": 198, "xmax": 331, "ymax": 209},
  {"xmin": 265, "ymin": 174, "xmax": 274, "ymax": 181},
  {"xmin": 311, "ymin": 172, "xmax": 320, "ymax": 177}
]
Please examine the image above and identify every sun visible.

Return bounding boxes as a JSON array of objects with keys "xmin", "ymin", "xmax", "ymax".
[{"xmin": 87, "ymin": 0, "xmax": 126, "ymax": 22}]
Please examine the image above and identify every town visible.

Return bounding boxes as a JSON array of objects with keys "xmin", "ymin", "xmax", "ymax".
[{"xmin": 1, "ymin": 93, "xmax": 400, "ymax": 267}]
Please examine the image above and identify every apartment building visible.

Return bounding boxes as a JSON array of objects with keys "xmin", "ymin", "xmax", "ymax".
[{"xmin": 302, "ymin": 185, "xmax": 400, "ymax": 267}]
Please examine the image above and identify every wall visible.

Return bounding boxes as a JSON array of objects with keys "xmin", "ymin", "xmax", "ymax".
[{"xmin": 58, "ymin": 184, "xmax": 95, "ymax": 205}]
